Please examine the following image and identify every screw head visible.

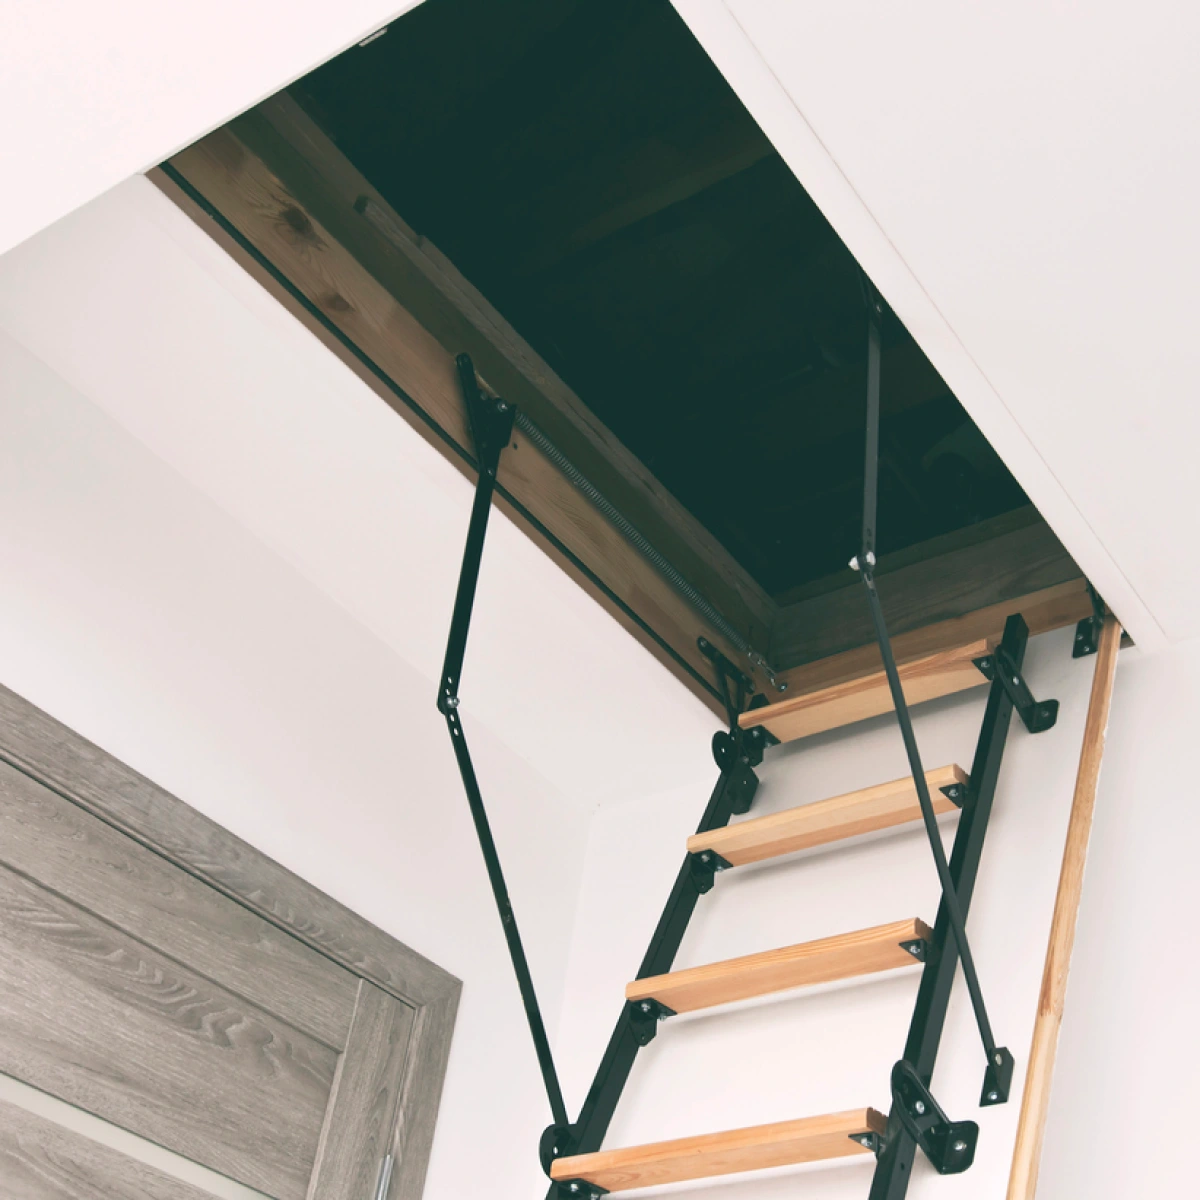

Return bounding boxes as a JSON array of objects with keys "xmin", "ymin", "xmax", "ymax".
[
  {"xmin": 700, "ymin": 853, "xmax": 711, "ymax": 863},
  {"xmin": 995, "ymin": 1052, "xmax": 1004, "ymax": 1065},
  {"xmin": 445, "ymin": 695, "xmax": 459, "ymax": 709},
  {"xmin": 914, "ymin": 1100, "xmax": 926, "ymax": 1115},
  {"xmin": 640, "ymin": 1001, "xmax": 652, "ymax": 1013},
  {"xmin": 849, "ymin": 555, "xmax": 861, "ymax": 571},
  {"xmin": 953, "ymin": 1140, "xmax": 968, "ymax": 1153},
  {"xmin": 987, "ymin": 1091, "xmax": 999, "ymax": 1102}
]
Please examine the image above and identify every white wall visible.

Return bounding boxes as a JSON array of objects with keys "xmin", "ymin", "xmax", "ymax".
[
  {"xmin": 0, "ymin": 325, "xmax": 591, "ymax": 1200},
  {"xmin": 0, "ymin": 1, "xmax": 421, "ymax": 256},
  {"xmin": 557, "ymin": 627, "xmax": 1200, "ymax": 1199}
]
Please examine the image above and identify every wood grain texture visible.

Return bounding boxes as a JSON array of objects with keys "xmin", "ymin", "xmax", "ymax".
[
  {"xmin": 0, "ymin": 682, "xmax": 460, "ymax": 1200},
  {"xmin": 0, "ymin": 758, "xmax": 356, "ymax": 1049},
  {"xmin": 550, "ymin": 1108, "xmax": 887, "ymax": 1191},
  {"xmin": 0, "ymin": 1098, "xmax": 216, "ymax": 1200},
  {"xmin": 0, "ymin": 683, "xmax": 457, "ymax": 1010},
  {"xmin": 307, "ymin": 981, "xmax": 415, "ymax": 1200},
  {"xmin": 771, "ymin": 579, "xmax": 1093, "ymax": 700},
  {"xmin": 626, "ymin": 919, "xmax": 931, "ymax": 1013},
  {"xmin": 1007, "ymin": 613, "xmax": 1122, "ymax": 1200},
  {"xmin": 0, "ymin": 863, "xmax": 335, "ymax": 1198},
  {"xmin": 244, "ymin": 93, "xmax": 774, "ymax": 643},
  {"xmin": 688, "ymin": 765, "xmax": 967, "ymax": 866},
  {"xmin": 155, "ymin": 129, "xmax": 762, "ymax": 713},
  {"xmin": 741, "ymin": 640, "xmax": 992, "ymax": 743},
  {"xmin": 773, "ymin": 518, "xmax": 1080, "ymax": 669}
]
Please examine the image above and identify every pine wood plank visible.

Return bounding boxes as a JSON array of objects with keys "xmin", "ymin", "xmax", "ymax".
[
  {"xmin": 550, "ymin": 1109, "xmax": 887, "ymax": 1191},
  {"xmin": 627, "ymin": 918, "xmax": 931, "ymax": 1013},
  {"xmin": 741, "ymin": 640, "xmax": 992, "ymax": 743},
  {"xmin": 1007, "ymin": 612, "xmax": 1122, "ymax": 1200},
  {"xmin": 688, "ymin": 765, "xmax": 967, "ymax": 866}
]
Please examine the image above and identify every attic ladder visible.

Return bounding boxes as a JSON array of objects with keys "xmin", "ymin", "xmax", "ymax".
[{"xmin": 440, "ymin": 304, "xmax": 1085, "ymax": 1196}]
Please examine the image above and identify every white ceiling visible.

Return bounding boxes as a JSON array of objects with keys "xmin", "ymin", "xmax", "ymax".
[
  {"xmin": 675, "ymin": 0, "xmax": 1200, "ymax": 653},
  {"xmin": 0, "ymin": 1, "xmax": 416, "ymax": 256},
  {"xmin": 0, "ymin": 177, "xmax": 717, "ymax": 808}
]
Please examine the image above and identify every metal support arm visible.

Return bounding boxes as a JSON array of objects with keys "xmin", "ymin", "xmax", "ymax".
[{"xmin": 438, "ymin": 355, "xmax": 570, "ymax": 1134}]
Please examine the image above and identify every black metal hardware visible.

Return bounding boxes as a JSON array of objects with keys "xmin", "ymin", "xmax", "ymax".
[
  {"xmin": 889, "ymin": 1061, "xmax": 978, "ymax": 1175},
  {"xmin": 974, "ymin": 648, "xmax": 1059, "ymax": 733},
  {"xmin": 438, "ymin": 355, "xmax": 569, "ymax": 1137},
  {"xmin": 1073, "ymin": 583, "xmax": 1107, "ymax": 658},
  {"xmin": 939, "ymin": 781, "xmax": 966, "ymax": 808},
  {"xmin": 542, "ymin": 704, "xmax": 765, "ymax": 1192},
  {"xmin": 851, "ymin": 1130, "xmax": 887, "ymax": 1157},
  {"xmin": 869, "ymin": 613, "xmax": 1031, "ymax": 1199},
  {"xmin": 626, "ymin": 997, "xmax": 676, "ymax": 1045},
  {"xmin": 689, "ymin": 848, "xmax": 733, "ymax": 894},
  {"xmin": 553, "ymin": 1182, "xmax": 609, "ymax": 1200},
  {"xmin": 899, "ymin": 937, "xmax": 934, "ymax": 964}
]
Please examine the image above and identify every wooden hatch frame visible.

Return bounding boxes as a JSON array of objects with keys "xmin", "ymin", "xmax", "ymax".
[{"xmin": 154, "ymin": 94, "xmax": 1091, "ymax": 715}]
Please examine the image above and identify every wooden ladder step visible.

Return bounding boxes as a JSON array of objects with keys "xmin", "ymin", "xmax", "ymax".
[
  {"xmin": 626, "ymin": 918, "xmax": 931, "ymax": 1014},
  {"xmin": 689, "ymin": 764, "xmax": 968, "ymax": 867},
  {"xmin": 550, "ymin": 1108, "xmax": 887, "ymax": 1193},
  {"xmin": 739, "ymin": 638, "xmax": 993, "ymax": 744}
]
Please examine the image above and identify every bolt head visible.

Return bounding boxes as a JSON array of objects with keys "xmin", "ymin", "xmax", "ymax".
[
  {"xmin": 1012, "ymin": 675, "xmax": 1020, "ymax": 685},
  {"xmin": 640, "ymin": 1001, "xmax": 652, "ymax": 1013},
  {"xmin": 953, "ymin": 1140, "xmax": 968, "ymax": 1153},
  {"xmin": 446, "ymin": 695, "xmax": 459, "ymax": 709},
  {"xmin": 914, "ymin": 1100, "xmax": 926, "ymax": 1115},
  {"xmin": 987, "ymin": 1091, "xmax": 999, "ymax": 1102},
  {"xmin": 849, "ymin": 555, "xmax": 861, "ymax": 571},
  {"xmin": 995, "ymin": 1052, "xmax": 1004, "ymax": 1065}
]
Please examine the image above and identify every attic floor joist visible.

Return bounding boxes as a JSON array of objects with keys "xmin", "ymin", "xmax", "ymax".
[{"xmin": 157, "ymin": 95, "xmax": 1090, "ymax": 713}]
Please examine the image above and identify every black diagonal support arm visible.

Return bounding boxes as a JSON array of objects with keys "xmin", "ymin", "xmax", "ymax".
[
  {"xmin": 850, "ymin": 275, "xmax": 1012, "ymax": 1101},
  {"xmin": 438, "ymin": 355, "xmax": 569, "ymax": 1133}
]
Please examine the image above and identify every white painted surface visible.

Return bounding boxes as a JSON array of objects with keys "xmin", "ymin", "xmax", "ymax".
[
  {"xmin": 0, "ymin": 326, "xmax": 591, "ymax": 1200},
  {"xmin": 0, "ymin": 176, "xmax": 716, "ymax": 810},
  {"xmin": 675, "ymin": 0, "xmax": 1200, "ymax": 655},
  {"xmin": 558, "ymin": 631, "xmax": 1200, "ymax": 1198},
  {"xmin": 0, "ymin": 1, "xmax": 419, "ymax": 256}
]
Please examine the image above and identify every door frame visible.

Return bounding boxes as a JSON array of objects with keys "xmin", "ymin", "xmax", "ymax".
[{"xmin": 0, "ymin": 681, "xmax": 460, "ymax": 1200}]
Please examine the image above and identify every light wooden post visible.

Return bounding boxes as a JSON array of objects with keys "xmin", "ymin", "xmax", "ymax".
[{"xmin": 1007, "ymin": 612, "xmax": 1122, "ymax": 1198}]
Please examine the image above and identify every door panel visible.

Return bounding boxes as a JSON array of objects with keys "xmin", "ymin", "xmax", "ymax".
[
  {"xmin": 0, "ymin": 1097, "xmax": 220, "ymax": 1200},
  {"xmin": 0, "ymin": 864, "xmax": 338, "ymax": 1198},
  {"xmin": 0, "ymin": 759, "xmax": 356, "ymax": 1048}
]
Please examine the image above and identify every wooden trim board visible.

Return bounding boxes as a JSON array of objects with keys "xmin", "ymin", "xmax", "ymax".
[
  {"xmin": 550, "ymin": 1109, "xmax": 887, "ymax": 1191},
  {"xmin": 1007, "ymin": 612, "xmax": 1122, "ymax": 1199},
  {"xmin": 689, "ymin": 765, "xmax": 967, "ymax": 866},
  {"xmin": 627, "ymin": 918, "xmax": 931, "ymax": 1013},
  {"xmin": 742, "ymin": 640, "xmax": 993, "ymax": 743},
  {"xmin": 0, "ymin": 682, "xmax": 460, "ymax": 1200}
]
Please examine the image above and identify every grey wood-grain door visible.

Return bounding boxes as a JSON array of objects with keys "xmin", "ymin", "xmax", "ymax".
[{"xmin": 0, "ymin": 756, "xmax": 412, "ymax": 1200}]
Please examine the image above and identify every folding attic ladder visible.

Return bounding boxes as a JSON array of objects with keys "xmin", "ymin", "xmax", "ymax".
[{"xmin": 437, "ymin": 281, "xmax": 1110, "ymax": 1199}]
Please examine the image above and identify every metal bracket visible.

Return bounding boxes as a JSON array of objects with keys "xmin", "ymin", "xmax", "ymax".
[
  {"xmin": 850, "ymin": 1130, "xmax": 887, "ymax": 1157},
  {"xmin": 939, "ymin": 781, "xmax": 967, "ymax": 808},
  {"xmin": 698, "ymin": 636, "xmax": 754, "ymax": 730},
  {"xmin": 540, "ymin": 1124, "xmax": 576, "ymax": 1176},
  {"xmin": 626, "ymin": 997, "xmax": 676, "ymax": 1047},
  {"xmin": 980, "ymin": 1045, "xmax": 1015, "ymax": 1106},
  {"xmin": 554, "ymin": 1182, "xmax": 609, "ymax": 1200},
  {"xmin": 890, "ymin": 1060, "xmax": 978, "ymax": 1175},
  {"xmin": 973, "ymin": 647, "xmax": 1059, "ymax": 733},
  {"xmin": 899, "ymin": 937, "xmax": 936, "ymax": 965},
  {"xmin": 1073, "ymin": 583, "xmax": 1106, "ymax": 658},
  {"xmin": 688, "ymin": 848, "xmax": 733, "ymax": 894}
]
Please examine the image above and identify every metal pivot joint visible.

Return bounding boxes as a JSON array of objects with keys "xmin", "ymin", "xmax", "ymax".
[
  {"xmin": 974, "ymin": 648, "xmax": 1059, "ymax": 733},
  {"xmin": 890, "ymin": 1061, "xmax": 978, "ymax": 1175},
  {"xmin": 439, "ymin": 356, "xmax": 569, "ymax": 1143}
]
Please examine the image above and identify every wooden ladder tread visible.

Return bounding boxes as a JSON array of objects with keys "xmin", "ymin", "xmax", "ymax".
[
  {"xmin": 739, "ymin": 638, "xmax": 993, "ymax": 744},
  {"xmin": 550, "ymin": 1108, "xmax": 887, "ymax": 1192},
  {"xmin": 626, "ymin": 918, "xmax": 931, "ymax": 1014},
  {"xmin": 689, "ymin": 765, "xmax": 968, "ymax": 867}
]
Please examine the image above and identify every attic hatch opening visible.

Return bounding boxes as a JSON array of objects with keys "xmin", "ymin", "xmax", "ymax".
[
  {"xmin": 293, "ymin": 0, "xmax": 1030, "ymax": 600},
  {"xmin": 161, "ymin": 0, "xmax": 1087, "ymax": 707}
]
